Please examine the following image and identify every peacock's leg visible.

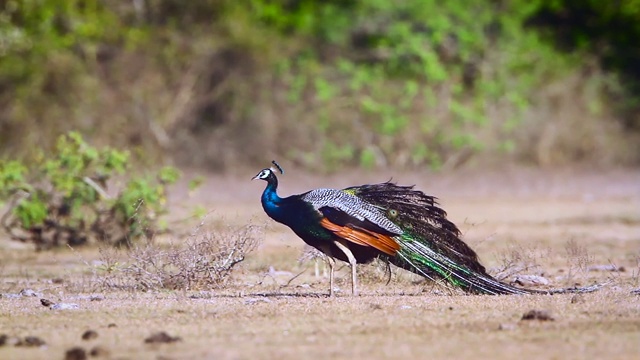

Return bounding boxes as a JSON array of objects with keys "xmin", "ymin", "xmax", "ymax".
[
  {"xmin": 318, "ymin": 244, "xmax": 336, "ymax": 297},
  {"xmin": 327, "ymin": 256, "xmax": 336, "ymax": 297},
  {"xmin": 333, "ymin": 239, "xmax": 358, "ymax": 296}
]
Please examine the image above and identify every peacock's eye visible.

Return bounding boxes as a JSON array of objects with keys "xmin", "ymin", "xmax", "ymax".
[{"xmin": 388, "ymin": 209, "xmax": 398, "ymax": 218}]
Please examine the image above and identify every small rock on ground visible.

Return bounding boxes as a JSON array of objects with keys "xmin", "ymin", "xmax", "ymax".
[
  {"xmin": 514, "ymin": 275, "xmax": 550, "ymax": 286},
  {"xmin": 521, "ymin": 310, "xmax": 554, "ymax": 321},
  {"xmin": 1, "ymin": 289, "xmax": 42, "ymax": 298},
  {"xmin": 41, "ymin": 298, "xmax": 55, "ymax": 307},
  {"xmin": 16, "ymin": 336, "xmax": 46, "ymax": 347},
  {"xmin": 81, "ymin": 330, "xmax": 98, "ymax": 341},
  {"xmin": 20, "ymin": 289, "xmax": 41, "ymax": 297},
  {"xmin": 144, "ymin": 332, "xmax": 181, "ymax": 344},
  {"xmin": 51, "ymin": 303, "xmax": 80, "ymax": 310},
  {"xmin": 41, "ymin": 298, "xmax": 80, "ymax": 310},
  {"xmin": 65, "ymin": 347, "xmax": 87, "ymax": 360}
]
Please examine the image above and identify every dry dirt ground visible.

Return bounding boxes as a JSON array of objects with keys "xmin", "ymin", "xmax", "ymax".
[{"xmin": 1, "ymin": 167, "xmax": 639, "ymax": 360}]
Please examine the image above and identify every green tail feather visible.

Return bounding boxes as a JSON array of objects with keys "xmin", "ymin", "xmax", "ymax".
[
  {"xmin": 393, "ymin": 231, "xmax": 531, "ymax": 294},
  {"xmin": 391, "ymin": 232, "xmax": 605, "ymax": 295}
]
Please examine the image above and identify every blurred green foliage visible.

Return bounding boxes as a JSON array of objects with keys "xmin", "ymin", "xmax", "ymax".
[
  {"xmin": 0, "ymin": 0, "xmax": 132, "ymax": 90},
  {"xmin": 0, "ymin": 0, "xmax": 638, "ymax": 170},
  {"xmin": 0, "ymin": 132, "xmax": 179, "ymax": 249},
  {"xmin": 528, "ymin": 0, "xmax": 640, "ymax": 129},
  {"xmin": 259, "ymin": 0, "xmax": 581, "ymax": 168}
]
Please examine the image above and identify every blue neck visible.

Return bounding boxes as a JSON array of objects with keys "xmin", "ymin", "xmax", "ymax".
[{"xmin": 261, "ymin": 181, "xmax": 284, "ymax": 218}]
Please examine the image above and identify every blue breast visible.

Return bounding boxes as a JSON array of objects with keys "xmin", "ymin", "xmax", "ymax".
[{"xmin": 261, "ymin": 183, "xmax": 323, "ymax": 233}]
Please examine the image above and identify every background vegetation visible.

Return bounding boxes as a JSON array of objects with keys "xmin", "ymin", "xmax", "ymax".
[
  {"xmin": 0, "ymin": 131, "xmax": 180, "ymax": 248},
  {"xmin": 1, "ymin": 0, "xmax": 638, "ymax": 171}
]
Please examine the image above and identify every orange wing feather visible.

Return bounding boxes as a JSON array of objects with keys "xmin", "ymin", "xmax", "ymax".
[{"xmin": 319, "ymin": 217, "xmax": 401, "ymax": 256}]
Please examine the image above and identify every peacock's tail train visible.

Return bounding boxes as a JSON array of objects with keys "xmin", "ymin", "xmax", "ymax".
[
  {"xmin": 392, "ymin": 232, "xmax": 532, "ymax": 294},
  {"xmin": 346, "ymin": 182, "xmax": 537, "ymax": 294}
]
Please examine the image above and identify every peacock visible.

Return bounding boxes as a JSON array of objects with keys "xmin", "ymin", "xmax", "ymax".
[{"xmin": 253, "ymin": 161, "xmax": 598, "ymax": 296}]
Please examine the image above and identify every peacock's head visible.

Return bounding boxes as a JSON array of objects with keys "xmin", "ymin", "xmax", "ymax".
[
  {"xmin": 252, "ymin": 160, "xmax": 284, "ymax": 182},
  {"xmin": 252, "ymin": 168, "xmax": 274, "ymax": 181}
]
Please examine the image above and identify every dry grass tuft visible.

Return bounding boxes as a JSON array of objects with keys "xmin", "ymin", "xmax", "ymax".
[
  {"xmin": 633, "ymin": 255, "xmax": 640, "ymax": 288},
  {"xmin": 564, "ymin": 238, "xmax": 595, "ymax": 284},
  {"xmin": 492, "ymin": 241, "xmax": 543, "ymax": 282}
]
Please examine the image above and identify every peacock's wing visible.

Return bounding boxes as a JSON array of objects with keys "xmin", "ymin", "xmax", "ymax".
[{"xmin": 301, "ymin": 188, "xmax": 402, "ymax": 255}]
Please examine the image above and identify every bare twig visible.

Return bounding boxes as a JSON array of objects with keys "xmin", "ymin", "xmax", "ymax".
[
  {"xmin": 83, "ymin": 177, "xmax": 111, "ymax": 199},
  {"xmin": 1, "ymin": 189, "xmax": 30, "ymax": 241}
]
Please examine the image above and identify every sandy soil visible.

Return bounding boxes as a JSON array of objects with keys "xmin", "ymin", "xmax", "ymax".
[{"xmin": 0, "ymin": 167, "xmax": 639, "ymax": 359}]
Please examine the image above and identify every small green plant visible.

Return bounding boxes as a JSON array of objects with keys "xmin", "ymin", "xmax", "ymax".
[{"xmin": 0, "ymin": 132, "xmax": 179, "ymax": 250}]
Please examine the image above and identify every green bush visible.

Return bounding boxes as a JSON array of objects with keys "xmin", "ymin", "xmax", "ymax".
[{"xmin": 0, "ymin": 132, "xmax": 179, "ymax": 250}]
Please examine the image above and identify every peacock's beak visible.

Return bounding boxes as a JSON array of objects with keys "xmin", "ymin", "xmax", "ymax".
[{"xmin": 251, "ymin": 174, "xmax": 260, "ymax": 180}]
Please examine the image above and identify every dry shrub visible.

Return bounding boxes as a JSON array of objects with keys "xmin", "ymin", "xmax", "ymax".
[{"xmin": 99, "ymin": 224, "xmax": 263, "ymax": 291}]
